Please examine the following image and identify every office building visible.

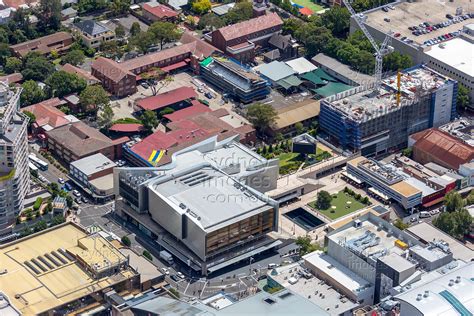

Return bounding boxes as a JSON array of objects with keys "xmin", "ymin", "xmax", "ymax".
[
  {"xmin": 206, "ymin": 13, "xmax": 283, "ymax": 62},
  {"xmin": 114, "ymin": 136, "xmax": 279, "ymax": 275},
  {"xmin": 318, "ymin": 212, "xmax": 459, "ymax": 304},
  {"xmin": 349, "ymin": 0, "xmax": 474, "ymax": 105},
  {"xmin": 0, "ymin": 223, "xmax": 139, "ymax": 315},
  {"xmin": 0, "ymin": 82, "xmax": 29, "ymax": 235},
  {"xmin": 320, "ymin": 66, "xmax": 457, "ymax": 156},
  {"xmin": 200, "ymin": 57, "xmax": 270, "ymax": 103},
  {"xmin": 69, "ymin": 153, "xmax": 117, "ymax": 202}
]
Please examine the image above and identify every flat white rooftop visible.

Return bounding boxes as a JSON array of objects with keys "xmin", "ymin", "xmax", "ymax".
[{"xmin": 425, "ymin": 38, "xmax": 474, "ymax": 77}]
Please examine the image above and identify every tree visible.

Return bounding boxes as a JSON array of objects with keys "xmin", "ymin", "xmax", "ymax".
[
  {"xmin": 37, "ymin": 0, "xmax": 61, "ymax": 33},
  {"xmin": 66, "ymin": 195, "xmax": 73, "ymax": 208},
  {"xmin": 0, "ymin": 43, "xmax": 11, "ymax": 66},
  {"xmin": 225, "ymin": 1, "xmax": 253, "ymax": 24},
  {"xmin": 46, "ymin": 71, "xmax": 87, "ymax": 97},
  {"xmin": 121, "ymin": 235, "xmax": 131, "ymax": 246},
  {"xmin": 21, "ymin": 54, "xmax": 55, "ymax": 81},
  {"xmin": 98, "ymin": 104, "xmax": 115, "ymax": 129},
  {"xmin": 140, "ymin": 110, "xmax": 159, "ymax": 134},
  {"xmin": 115, "ymin": 23, "xmax": 126, "ymax": 39},
  {"xmin": 320, "ymin": 6, "xmax": 351, "ymax": 38},
  {"xmin": 246, "ymin": 103, "xmax": 278, "ymax": 134},
  {"xmin": 457, "ymin": 84, "xmax": 471, "ymax": 111},
  {"xmin": 142, "ymin": 250, "xmax": 153, "ymax": 261},
  {"xmin": 402, "ymin": 148, "xmax": 412, "ymax": 158},
  {"xmin": 109, "ymin": 0, "xmax": 129, "ymax": 16},
  {"xmin": 294, "ymin": 122, "xmax": 304, "ymax": 135},
  {"xmin": 79, "ymin": 85, "xmax": 109, "ymax": 112},
  {"xmin": 77, "ymin": 0, "xmax": 108, "ymax": 14},
  {"xmin": 197, "ymin": 13, "xmax": 225, "ymax": 30},
  {"xmin": 141, "ymin": 68, "xmax": 174, "ymax": 96},
  {"xmin": 295, "ymin": 236, "xmax": 321, "ymax": 255},
  {"xmin": 316, "ymin": 190, "xmax": 332, "ymax": 210},
  {"xmin": 130, "ymin": 22, "xmax": 141, "ymax": 36},
  {"xmin": 444, "ymin": 191, "xmax": 465, "ymax": 213},
  {"xmin": 44, "ymin": 202, "xmax": 53, "ymax": 214},
  {"xmin": 100, "ymin": 40, "xmax": 121, "ymax": 58},
  {"xmin": 465, "ymin": 190, "xmax": 474, "ymax": 206},
  {"xmin": 433, "ymin": 209, "xmax": 472, "ymax": 239},
  {"xmin": 4, "ymin": 57, "xmax": 22, "ymax": 74},
  {"xmin": 192, "ymin": 0, "xmax": 211, "ymax": 14},
  {"xmin": 51, "ymin": 215, "xmax": 65, "ymax": 226},
  {"xmin": 148, "ymin": 22, "xmax": 181, "ymax": 49},
  {"xmin": 393, "ymin": 219, "xmax": 409, "ymax": 230},
  {"xmin": 159, "ymin": 107, "xmax": 174, "ymax": 117},
  {"xmin": 23, "ymin": 111, "xmax": 36, "ymax": 130},
  {"xmin": 20, "ymin": 80, "xmax": 46, "ymax": 106},
  {"xmin": 130, "ymin": 31, "xmax": 155, "ymax": 54},
  {"xmin": 33, "ymin": 220, "xmax": 48, "ymax": 232},
  {"xmin": 62, "ymin": 49, "xmax": 85, "ymax": 66}
]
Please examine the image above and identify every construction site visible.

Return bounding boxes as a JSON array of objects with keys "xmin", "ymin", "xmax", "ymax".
[{"xmin": 319, "ymin": 65, "xmax": 457, "ymax": 156}]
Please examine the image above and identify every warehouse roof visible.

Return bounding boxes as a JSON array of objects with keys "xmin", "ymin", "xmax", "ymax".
[
  {"xmin": 311, "ymin": 53, "xmax": 374, "ymax": 85},
  {"xmin": 211, "ymin": 2, "xmax": 235, "ymax": 16},
  {"xmin": 313, "ymin": 81, "xmax": 353, "ymax": 97},
  {"xmin": 274, "ymin": 99, "xmax": 320, "ymax": 130},
  {"xmin": 285, "ymin": 57, "xmax": 317, "ymax": 74},
  {"xmin": 257, "ymin": 61, "xmax": 296, "ymax": 82},
  {"xmin": 70, "ymin": 153, "xmax": 116, "ymax": 176}
]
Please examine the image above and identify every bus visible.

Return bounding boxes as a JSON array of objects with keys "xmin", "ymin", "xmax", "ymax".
[
  {"xmin": 28, "ymin": 154, "xmax": 48, "ymax": 171},
  {"xmin": 28, "ymin": 162, "xmax": 38, "ymax": 172}
]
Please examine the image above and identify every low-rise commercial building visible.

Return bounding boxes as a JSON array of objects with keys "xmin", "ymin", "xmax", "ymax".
[
  {"xmin": 115, "ymin": 136, "xmax": 279, "ymax": 275},
  {"xmin": 200, "ymin": 57, "xmax": 270, "ymax": 103},
  {"xmin": 0, "ymin": 223, "xmax": 139, "ymax": 315},
  {"xmin": 135, "ymin": 86, "xmax": 197, "ymax": 112},
  {"xmin": 142, "ymin": 1, "xmax": 178, "ymax": 22},
  {"xmin": 10, "ymin": 32, "xmax": 73, "ymax": 58},
  {"xmin": 69, "ymin": 153, "xmax": 116, "ymax": 202},
  {"xmin": 46, "ymin": 121, "xmax": 127, "ymax": 163},
  {"xmin": 73, "ymin": 20, "xmax": 115, "ymax": 49},
  {"xmin": 205, "ymin": 13, "xmax": 283, "ymax": 62}
]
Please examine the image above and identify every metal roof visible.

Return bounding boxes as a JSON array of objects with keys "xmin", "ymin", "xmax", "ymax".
[{"xmin": 256, "ymin": 61, "xmax": 296, "ymax": 82}]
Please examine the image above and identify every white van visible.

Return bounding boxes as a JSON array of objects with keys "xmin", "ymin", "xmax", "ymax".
[{"xmin": 419, "ymin": 211, "xmax": 431, "ymax": 218}]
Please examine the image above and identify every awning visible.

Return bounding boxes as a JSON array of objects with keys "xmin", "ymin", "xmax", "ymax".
[
  {"xmin": 341, "ymin": 171, "xmax": 362, "ymax": 185},
  {"xmin": 207, "ymin": 240, "xmax": 282, "ymax": 273},
  {"xmin": 369, "ymin": 187, "xmax": 389, "ymax": 201},
  {"xmin": 161, "ymin": 60, "xmax": 188, "ymax": 72},
  {"xmin": 313, "ymin": 81, "xmax": 353, "ymax": 97},
  {"xmin": 422, "ymin": 196, "xmax": 445, "ymax": 208},
  {"xmin": 276, "ymin": 75, "xmax": 303, "ymax": 90}
]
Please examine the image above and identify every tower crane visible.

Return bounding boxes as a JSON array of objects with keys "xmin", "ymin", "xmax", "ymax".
[{"xmin": 342, "ymin": 0, "xmax": 394, "ymax": 94}]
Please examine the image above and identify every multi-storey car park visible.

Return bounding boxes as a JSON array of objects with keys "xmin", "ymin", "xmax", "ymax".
[
  {"xmin": 0, "ymin": 82, "xmax": 29, "ymax": 235},
  {"xmin": 350, "ymin": 0, "xmax": 474, "ymax": 104},
  {"xmin": 114, "ymin": 136, "xmax": 280, "ymax": 275},
  {"xmin": 319, "ymin": 65, "xmax": 457, "ymax": 156}
]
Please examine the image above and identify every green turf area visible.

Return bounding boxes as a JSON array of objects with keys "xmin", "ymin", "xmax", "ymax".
[
  {"xmin": 308, "ymin": 191, "xmax": 365, "ymax": 220},
  {"xmin": 278, "ymin": 152, "xmax": 301, "ymax": 167},
  {"xmin": 292, "ymin": 0, "xmax": 324, "ymax": 12}
]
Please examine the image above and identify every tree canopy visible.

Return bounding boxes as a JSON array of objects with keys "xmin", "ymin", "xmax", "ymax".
[
  {"xmin": 192, "ymin": 0, "xmax": 212, "ymax": 14},
  {"xmin": 46, "ymin": 71, "xmax": 87, "ymax": 98},
  {"xmin": 316, "ymin": 190, "xmax": 332, "ymax": 210},
  {"xmin": 62, "ymin": 49, "xmax": 86, "ymax": 66},
  {"xmin": 21, "ymin": 53, "xmax": 55, "ymax": 81},
  {"xmin": 148, "ymin": 21, "xmax": 182, "ymax": 49},
  {"xmin": 140, "ymin": 110, "xmax": 159, "ymax": 134},
  {"xmin": 246, "ymin": 103, "xmax": 278, "ymax": 134},
  {"xmin": 20, "ymin": 80, "xmax": 47, "ymax": 106},
  {"xmin": 79, "ymin": 85, "xmax": 109, "ymax": 112}
]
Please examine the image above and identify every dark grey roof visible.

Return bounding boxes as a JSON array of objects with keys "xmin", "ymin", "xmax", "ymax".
[
  {"xmin": 263, "ymin": 49, "xmax": 280, "ymax": 61},
  {"xmin": 74, "ymin": 20, "xmax": 110, "ymax": 36},
  {"xmin": 268, "ymin": 33, "xmax": 292, "ymax": 50}
]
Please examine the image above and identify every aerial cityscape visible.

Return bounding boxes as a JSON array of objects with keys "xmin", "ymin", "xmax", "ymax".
[{"xmin": 0, "ymin": 0, "xmax": 472, "ymax": 315}]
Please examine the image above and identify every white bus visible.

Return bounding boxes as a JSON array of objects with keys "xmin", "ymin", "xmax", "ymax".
[
  {"xmin": 28, "ymin": 154, "xmax": 48, "ymax": 171},
  {"xmin": 28, "ymin": 162, "xmax": 38, "ymax": 172}
]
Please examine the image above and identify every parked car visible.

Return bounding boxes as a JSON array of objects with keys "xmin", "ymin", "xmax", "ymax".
[
  {"xmin": 384, "ymin": 17, "xmax": 390, "ymax": 22},
  {"xmin": 382, "ymin": 6, "xmax": 389, "ymax": 12},
  {"xmin": 394, "ymin": 33, "xmax": 401, "ymax": 37},
  {"xmin": 160, "ymin": 268, "xmax": 170, "ymax": 275},
  {"xmin": 58, "ymin": 177, "xmax": 65, "ymax": 184},
  {"xmin": 72, "ymin": 190, "xmax": 81, "ymax": 197},
  {"xmin": 64, "ymin": 182, "xmax": 72, "ymax": 191},
  {"xmin": 81, "ymin": 196, "xmax": 88, "ymax": 203},
  {"xmin": 176, "ymin": 272, "xmax": 185, "ymax": 279},
  {"xmin": 141, "ymin": 82, "xmax": 149, "ymax": 89},
  {"xmin": 204, "ymin": 92, "xmax": 213, "ymax": 99},
  {"xmin": 170, "ymin": 274, "xmax": 180, "ymax": 282},
  {"xmin": 75, "ymin": 198, "xmax": 82, "ymax": 204}
]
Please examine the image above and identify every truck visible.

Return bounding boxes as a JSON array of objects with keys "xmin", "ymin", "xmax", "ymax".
[{"xmin": 159, "ymin": 250, "xmax": 174, "ymax": 265}]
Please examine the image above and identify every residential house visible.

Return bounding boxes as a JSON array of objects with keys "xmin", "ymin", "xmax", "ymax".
[
  {"xmin": 10, "ymin": 32, "xmax": 73, "ymax": 58},
  {"xmin": 73, "ymin": 20, "xmax": 115, "ymax": 49}
]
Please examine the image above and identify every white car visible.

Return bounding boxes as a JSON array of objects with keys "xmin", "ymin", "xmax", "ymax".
[
  {"xmin": 72, "ymin": 190, "xmax": 81, "ymax": 197},
  {"xmin": 176, "ymin": 272, "xmax": 185, "ymax": 279},
  {"xmin": 58, "ymin": 177, "xmax": 65, "ymax": 184},
  {"xmin": 160, "ymin": 268, "xmax": 170, "ymax": 275}
]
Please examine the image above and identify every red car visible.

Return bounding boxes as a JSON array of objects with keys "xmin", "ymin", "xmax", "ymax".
[{"xmin": 394, "ymin": 33, "xmax": 401, "ymax": 37}]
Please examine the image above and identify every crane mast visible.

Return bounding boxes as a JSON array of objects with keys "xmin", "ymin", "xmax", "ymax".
[{"xmin": 342, "ymin": 0, "xmax": 393, "ymax": 94}]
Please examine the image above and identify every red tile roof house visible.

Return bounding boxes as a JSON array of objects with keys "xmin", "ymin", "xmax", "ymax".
[
  {"xmin": 61, "ymin": 63, "xmax": 100, "ymax": 85},
  {"xmin": 123, "ymin": 110, "xmax": 255, "ymax": 166},
  {"xmin": 142, "ymin": 2, "xmax": 179, "ymax": 22},
  {"xmin": 10, "ymin": 32, "xmax": 73, "ymax": 58},
  {"xmin": 135, "ymin": 86, "xmax": 198, "ymax": 113},
  {"xmin": 206, "ymin": 13, "xmax": 283, "ymax": 62},
  {"xmin": 91, "ymin": 32, "xmax": 220, "ymax": 97},
  {"xmin": 21, "ymin": 98, "xmax": 71, "ymax": 136},
  {"xmin": 0, "ymin": 73, "xmax": 23, "ymax": 85}
]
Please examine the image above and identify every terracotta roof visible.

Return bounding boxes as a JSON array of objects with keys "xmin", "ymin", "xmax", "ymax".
[
  {"xmin": 180, "ymin": 32, "xmax": 221, "ymax": 58},
  {"xmin": 2, "ymin": 0, "xmax": 38, "ymax": 9},
  {"xmin": 0, "ymin": 73, "xmax": 23, "ymax": 84},
  {"xmin": 163, "ymin": 101, "xmax": 211, "ymax": 121},
  {"xmin": 109, "ymin": 123, "xmax": 144, "ymax": 133},
  {"xmin": 143, "ymin": 2, "xmax": 178, "ymax": 19},
  {"xmin": 46, "ymin": 121, "xmax": 114, "ymax": 157},
  {"xmin": 22, "ymin": 98, "xmax": 70, "ymax": 129},
  {"xmin": 136, "ymin": 86, "xmax": 197, "ymax": 111},
  {"xmin": 92, "ymin": 57, "xmax": 134, "ymax": 83},
  {"xmin": 299, "ymin": 7, "xmax": 314, "ymax": 16},
  {"xmin": 61, "ymin": 63, "xmax": 99, "ymax": 83},
  {"xmin": 214, "ymin": 13, "xmax": 283, "ymax": 42},
  {"xmin": 412, "ymin": 128, "xmax": 474, "ymax": 169},
  {"xmin": 10, "ymin": 32, "xmax": 72, "ymax": 57},
  {"xmin": 209, "ymin": 108, "xmax": 229, "ymax": 118},
  {"xmin": 234, "ymin": 124, "xmax": 255, "ymax": 135}
]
